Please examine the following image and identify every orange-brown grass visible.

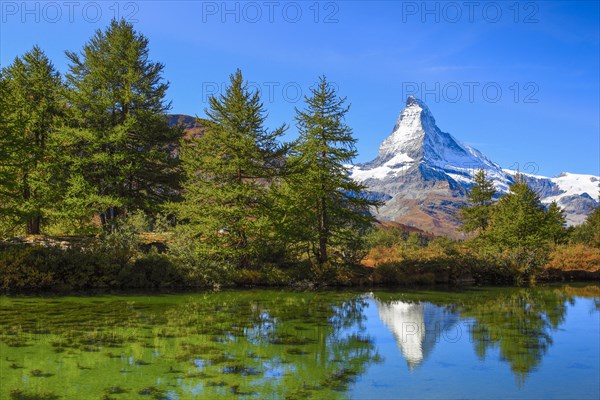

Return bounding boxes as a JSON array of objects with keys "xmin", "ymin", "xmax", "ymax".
[
  {"xmin": 362, "ymin": 246, "xmax": 404, "ymax": 266},
  {"xmin": 559, "ymin": 285, "xmax": 600, "ymax": 298},
  {"xmin": 545, "ymin": 244, "xmax": 600, "ymax": 272}
]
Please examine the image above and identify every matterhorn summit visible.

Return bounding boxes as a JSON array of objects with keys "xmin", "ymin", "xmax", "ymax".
[{"xmin": 351, "ymin": 98, "xmax": 599, "ymax": 236}]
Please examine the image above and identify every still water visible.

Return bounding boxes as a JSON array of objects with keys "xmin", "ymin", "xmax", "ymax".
[{"xmin": 1, "ymin": 285, "xmax": 599, "ymax": 399}]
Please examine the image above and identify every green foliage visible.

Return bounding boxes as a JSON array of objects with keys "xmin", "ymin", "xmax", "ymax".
[
  {"xmin": 544, "ymin": 201, "xmax": 567, "ymax": 245},
  {"xmin": 571, "ymin": 206, "xmax": 600, "ymax": 247},
  {"xmin": 427, "ymin": 236, "xmax": 459, "ymax": 256},
  {"xmin": 125, "ymin": 251, "xmax": 184, "ymax": 288},
  {"xmin": 403, "ymin": 232, "xmax": 426, "ymax": 251},
  {"xmin": 459, "ymin": 168, "xmax": 496, "ymax": 233},
  {"xmin": 173, "ymin": 69, "xmax": 287, "ymax": 269},
  {"xmin": 0, "ymin": 213, "xmax": 185, "ymax": 290},
  {"xmin": 92, "ymin": 217, "xmax": 142, "ymax": 266},
  {"xmin": 276, "ymin": 76, "xmax": 378, "ymax": 268},
  {"xmin": 486, "ymin": 178, "xmax": 552, "ymax": 248},
  {"xmin": 2, "ymin": 21, "xmax": 590, "ymax": 290},
  {"xmin": 461, "ymin": 175, "xmax": 568, "ymax": 276},
  {"xmin": 165, "ymin": 229, "xmax": 237, "ymax": 286},
  {"xmin": 0, "ymin": 46, "xmax": 64, "ymax": 235},
  {"xmin": 0, "ymin": 241, "xmax": 184, "ymax": 291},
  {"xmin": 62, "ymin": 19, "xmax": 182, "ymax": 229},
  {"xmin": 366, "ymin": 226, "xmax": 408, "ymax": 248}
]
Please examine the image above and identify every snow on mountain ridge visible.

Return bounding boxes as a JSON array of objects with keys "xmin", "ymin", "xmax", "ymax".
[
  {"xmin": 350, "ymin": 97, "xmax": 598, "ymax": 233},
  {"xmin": 551, "ymin": 173, "xmax": 599, "ymax": 199},
  {"xmin": 502, "ymin": 169, "xmax": 599, "ymax": 202},
  {"xmin": 353, "ymin": 95, "xmax": 509, "ymax": 189}
]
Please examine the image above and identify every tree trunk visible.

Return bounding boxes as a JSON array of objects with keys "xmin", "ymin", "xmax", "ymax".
[
  {"xmin": 27, "ymin": 216, "xmax": 41, "ymax": 235},
  {"xmin": 23, "ymin": 174, "xmax": 41, "ymax": 235},
  {"xmin": 100, "ymin": 211, "xmax": 107, "ymax": 229},
  {"xmin": 318, "ymin": 196, "xmax": 328, "ymax": 265}
]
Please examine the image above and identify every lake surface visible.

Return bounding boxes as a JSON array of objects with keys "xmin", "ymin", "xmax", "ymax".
[{"xmin": 1, "ymin": 285, "xmax": 599, "ymax": 400}]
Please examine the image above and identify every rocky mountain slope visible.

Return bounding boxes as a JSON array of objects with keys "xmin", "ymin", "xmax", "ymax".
[
  {"xmin": 168, "ymin": 114, "xmax": 207, "ymax": 138},
  {"xmin": 168, "ymin": 99, "xmax": 599, "ymax": 238},
  {"xmin": 350, "ymin": 97, "xmax": 599, "ymax": 237}
]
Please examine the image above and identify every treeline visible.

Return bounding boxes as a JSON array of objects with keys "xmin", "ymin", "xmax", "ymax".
[
  {"xmin": 1, "ymin": 20, "xmax": 598, "ymax": 290},
  {"xmin": 460, "ymin": 169, "xmax": 599, "ymax": 271},
  {"xmin": 365, "ymin": 170, "xmax": 600, "ymax": 285},
  {"xmin": 1, "ymin": 20, "xmax": 180, "ymax": 236},
  {"xmin": 0, "ymin": 19, "xmax": 378, "ymax": 289}
]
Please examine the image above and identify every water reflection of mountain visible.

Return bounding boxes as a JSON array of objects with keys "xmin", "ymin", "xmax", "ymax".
[
  {"xmin": 375, "ymin": 300, "xmax": 459, "ymax": 369},
  {"xmin": 373, "ymin": 287, "xmax": 596, "ymax": 384}
]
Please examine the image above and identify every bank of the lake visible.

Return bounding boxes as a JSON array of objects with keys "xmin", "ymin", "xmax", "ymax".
[
  {"xmin": 1, "ymin": 285, "xmax": 598, "ymax": 399},
  {"xmin": 1, "ymin": 236, "xmax": 599, "ymax": 292}
]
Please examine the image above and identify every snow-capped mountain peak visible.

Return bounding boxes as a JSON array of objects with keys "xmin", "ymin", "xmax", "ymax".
[
  {"xmin": 350, "ymin": 98, "xmax": 599, "ymax": 235},
  {"xmin": 354, "ymin": 97, "xmax": 505, "ymax": 187},
  {"xmin": 375, "ymin": 95, "xmax": 434, "ymax": 163}
]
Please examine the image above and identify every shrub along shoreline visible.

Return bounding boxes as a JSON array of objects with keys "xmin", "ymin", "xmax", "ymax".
[
  {"xmin": 2, "ymin": 21, "xmax": 598, "ymax": 294},
  {"xmin": 1, "ymin": 234, "xmax": 598, "ymax": 293}
]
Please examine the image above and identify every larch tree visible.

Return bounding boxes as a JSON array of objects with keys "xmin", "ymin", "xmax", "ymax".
[
  {"xmin": 282, "ymin": 76, "xmax": 378, "ymax": 267},
  {"xmin": 174, "ymin": 69, "xmax": 287, "ymax": 268},
  {"xmin": 0, "ymin": 72, "xmax": 18, "ymax": 234},
  {"xmin": 460, "ymin": 168, "xmax": 497, "ymax": 233},
  {"xmin": 63, "ymin": 19, "xmax": 182, "ymax": 230},
  {"xmin": 544, "ymin": 201, "xmax": 566, "ymax": 245},
  {"xmin": 486, "ymin": 175, "xmax": 557, "ymax": 249},
  {"xmin": 571, "ymin": 204, "xmax": 600, "ymax": 247},
  {"xmin": 0, "ymin": 46, "xmax": 63, "ymax": 235}
]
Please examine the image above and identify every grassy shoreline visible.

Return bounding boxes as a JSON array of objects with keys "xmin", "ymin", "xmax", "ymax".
[{"xmin": 1, "ymin": 235, "xmax": 598, "ymax": 293}]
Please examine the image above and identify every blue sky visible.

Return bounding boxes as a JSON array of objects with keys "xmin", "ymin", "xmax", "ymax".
[{"xmin": 1, "ymin": 1, "xmax": 598, "ymax": 176}]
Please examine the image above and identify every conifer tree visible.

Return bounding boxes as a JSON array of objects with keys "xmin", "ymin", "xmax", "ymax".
[
  {"xmin": 544, "ymin": 201, "xmax": 566, "ymax": 245},
  {"xmin": 486, "ymin": 175, "xmax": 549, "ymax": 249},
  {"xmin": 479, "ymin": 176, "xmax": 568, "ymax": 273},
  {"xmin": 282, "ymin": 76, "xmax": 378, "ymax": 267},
  {"xmin": 0, "ymin": 72, "xmax": 17, "ymax": 234},
  {"xmin": 571, "ymin": 203, "xmax": 600, "ymax": 247},
  {"xmin": 460, "ymin": 168, "xmax": 496, "ymax": 233},
  {"xmin": 0, "ymin": 47, "xmax": 63, "ymax": 235},
  {"xmin": 63, "ymin": 19, "xmax": 181, "ymax": 229},
  {"xmin": 174, "ymin": 69, "xmax": 287, "ymax": 267}
]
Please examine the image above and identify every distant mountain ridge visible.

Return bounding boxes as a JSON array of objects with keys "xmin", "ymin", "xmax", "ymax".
[
  {"xmin": 168, "ymin": 100, "xmax": 599, "ymax": 237},
  {"xmin": 350, "ymin": 97, "xmax": 599, "ymax": 236},
  {"xmin": 167, "ymin": 114, "xmax": 207, "ymax": 138}
]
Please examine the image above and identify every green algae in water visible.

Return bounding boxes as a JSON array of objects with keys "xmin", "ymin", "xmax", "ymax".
[
  {"xmin": 9, "ymin": 389, "xmax": 60, "ymax": 400},
  {"xmin": 1, "ymin": 286, "xmax": 599, "ymax": 399},
  {"xmin": 0, "ymin": 291, "xmax": 375, "ymax": 399}
]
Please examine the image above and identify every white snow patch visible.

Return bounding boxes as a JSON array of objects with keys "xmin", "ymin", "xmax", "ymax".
[
  {"xmin": 502, "ymin": 169, "xmax": 548, "ymax": 180},
  {"xmin": 351, "ymin": 165, "xmax": 393, "ymax": 181},
  {"xmin": 351, "ymin": 152, "xmax": 415, "ymax": 182},
  {"xmin": 551, "ymin": 172, "xmax": 599, "ymax": 199}
]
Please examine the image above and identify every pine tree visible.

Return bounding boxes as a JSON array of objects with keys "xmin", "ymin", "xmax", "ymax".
[
  {"xmin": 174, "ymin": 69, "xmax": 287, "ymax": 267},
  {"xmin": 282, "ymin": 76, "xmax": 378, "ymax": 267},
  {"xmin": 63, "ymin": 19, "xmax": 181, "ymax": 229},
  {"xmin": 571, "ymin": 203, "xmax": 600, "ymax": 247},
  {"xmin": 0, "ymin": 72, "xmax": 18, "ymax": 235},
  {"xmin": 459, "ymin": 168, "xmax": 496, "ymax": 233},
  {"xmin": 544, "ymin": 201, "xmax": 566, "ymax": 245},
  {"xmin": 486, "ymin": 175, "xmax": 548, "ymax": 249},
  {"xmin": 0, "ymin": 46, "xmax": 63, "ymax": 235}
]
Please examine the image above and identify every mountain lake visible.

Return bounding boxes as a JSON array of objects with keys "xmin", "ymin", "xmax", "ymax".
[{"xmin": 1, "ymin": 285, "xmax": 599, "ymax": 399}]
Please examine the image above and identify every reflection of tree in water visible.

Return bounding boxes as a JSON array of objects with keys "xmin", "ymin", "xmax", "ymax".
[
  {"xmin": 373, "ymin": 287, "xmax": 600, "ymax": 385},
  {"xmin": 559, "ymin": 285, "xmax": 600, "ymax": 312},
  {"xmin": 161, "ymin": 292, "xmax": 381, "ymax": 399},
  {"xmin": 0, "ymin": 292, "xmax": 381, "ymax": 399},
  {"xmin": 2, "ymin": 287, "xmax": 597, "ymax": 398},
  {"xmin": 460, "ymin": 288, "xmax": 569, "ymax": 385}
]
